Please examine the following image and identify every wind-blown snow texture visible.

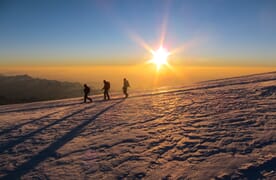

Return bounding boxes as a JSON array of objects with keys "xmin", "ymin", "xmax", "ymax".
[{"xmin": 0, "ymin": 72, "xmax": 275, "ymax": 180}]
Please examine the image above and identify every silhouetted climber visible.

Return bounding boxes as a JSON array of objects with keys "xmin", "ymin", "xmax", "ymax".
[
  {"xmin": 83, "ymin": 84, "xmax": 92, "ymax": 103},
  {"xmin": 102, "ymin": 80, "xmax": 110, "ymax": 100},
  {"xmin": 123, "ymin": 78, "xmax": 130, "ymax": 98}
]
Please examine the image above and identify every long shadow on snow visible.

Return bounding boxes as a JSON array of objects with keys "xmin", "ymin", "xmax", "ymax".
[
  {"xmin": 0, "ymin": 103, "xmax": 96, "ymax": 154},
  {"xmin": 0, "ymin": 111, "xmax": 59, "ymax": 136},
  {"xmin": 0, "ymin": 102, "xmax": 83, "ymax": 137},
  {"xmin": 0, "ymin": 98, "xmax": 125, "ymax": 139},
  {"xmin": 1, "ymin": 99, "xmax": 125, "ymax": 180},
  {"xmin": 0, "ymin": 102, "xmax": 82, "ymax": 114}
]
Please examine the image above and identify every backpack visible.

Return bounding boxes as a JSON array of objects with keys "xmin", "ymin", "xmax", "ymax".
[
  {"xmin": 85, "ymin": 86, "xmax": 90, "ymax": 94},
  {"xmin": 106, "ymin": 81, "xmax": 110, "ymax": 89}
]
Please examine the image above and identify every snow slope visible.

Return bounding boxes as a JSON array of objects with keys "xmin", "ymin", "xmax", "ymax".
[{"xmin": 0, "ymin": 72, "xmax": 275, "ymax": 180}]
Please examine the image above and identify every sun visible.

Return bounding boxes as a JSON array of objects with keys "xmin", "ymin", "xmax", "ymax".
[{"xmin": 148, "ymin": 46, "xmax": 170, "ymax": 71}]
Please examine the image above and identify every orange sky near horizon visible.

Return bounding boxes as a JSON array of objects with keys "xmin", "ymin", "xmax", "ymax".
[{"xmin": 1, "ymin": 65, "xmax": 275, "ymax": 90}]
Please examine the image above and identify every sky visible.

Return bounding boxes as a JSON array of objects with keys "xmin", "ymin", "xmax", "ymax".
[
  {"xmin": 0, "ymin": 0, "xmax": 276, "ymax": 66},
  {"xmin": 0, "ymin": 0, "xmax": 275, "ymax": 89}
]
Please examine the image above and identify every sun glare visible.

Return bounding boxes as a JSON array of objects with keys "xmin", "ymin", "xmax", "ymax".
[{"xmin": 148, "ymin": 46, "xmax": 170, "ymax": 71}]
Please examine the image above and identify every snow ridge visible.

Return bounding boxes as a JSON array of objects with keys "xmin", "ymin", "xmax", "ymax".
[{"xmin": 0, "ymin": 72, "xmax": 275, "ymax": 179}]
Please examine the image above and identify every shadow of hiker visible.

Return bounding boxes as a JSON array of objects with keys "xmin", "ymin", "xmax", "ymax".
[
  {"xmin": 0, "ymin": 111, "xmax": 58, "ymax": 136},
  {"xmin": 0, "ymin": 104, "xmax": 96, "ymax": 154},
  {"xmin": 0, "ymin": 102, "xmax": 82, "ymax": 114},
  {"xmin": 2, "ymin": 99, "xmax": 125, "ymax": 179}
]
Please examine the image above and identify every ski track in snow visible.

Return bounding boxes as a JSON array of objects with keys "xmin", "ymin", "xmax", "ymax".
[{"xmin": 0, "ymin": 72, "xmax": 275, "ymax": 180}]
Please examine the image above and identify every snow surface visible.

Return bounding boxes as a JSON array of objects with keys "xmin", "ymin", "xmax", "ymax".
[{"xmin": 0, "ymin": 72, "xmax": 275, "ymax": 180}]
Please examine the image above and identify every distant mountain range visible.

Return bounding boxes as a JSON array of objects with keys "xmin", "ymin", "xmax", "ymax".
[{"xmin": 0, "ymin": 75, "xmax": 83, "ymax": 105}]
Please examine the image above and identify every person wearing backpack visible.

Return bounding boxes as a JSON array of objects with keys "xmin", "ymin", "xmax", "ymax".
[
  {"xmin": 122, "ymin": 78, "xmax": 130, "ymax": 98},
  {"xmin": 102, "ymin": 80, "xmax": 110, "ymax": 100},
  {"xmin": 83, "ymin": 84, "xmax": 92, "ymax": 103}
]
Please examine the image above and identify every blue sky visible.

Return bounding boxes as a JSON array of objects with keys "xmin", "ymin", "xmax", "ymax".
[{"xmin": 0, "ymin": 0, "xmax": 276, "ymax": 66}]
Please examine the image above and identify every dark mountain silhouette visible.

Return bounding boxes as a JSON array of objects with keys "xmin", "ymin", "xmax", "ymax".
[{"xmin": 0, "ymin": 75, "xmax": 82, "ymax": 105}]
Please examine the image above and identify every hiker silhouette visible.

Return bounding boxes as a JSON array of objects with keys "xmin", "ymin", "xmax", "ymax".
[
  {"xmin": 102, "ymin": 80, "xmax": 110, "ymax": 100},
  {"xmin": 83, "ymin": 84, "xmax": 92, "ymax": 103},
  {"xmin": 123, "ymin": 78, "xmax": 130, "ymax": 98}
]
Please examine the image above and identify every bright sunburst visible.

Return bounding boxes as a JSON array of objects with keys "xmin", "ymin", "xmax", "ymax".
[{"xmin": 148, "ymin": 46, "xmax": 170, "ymax": 71}]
